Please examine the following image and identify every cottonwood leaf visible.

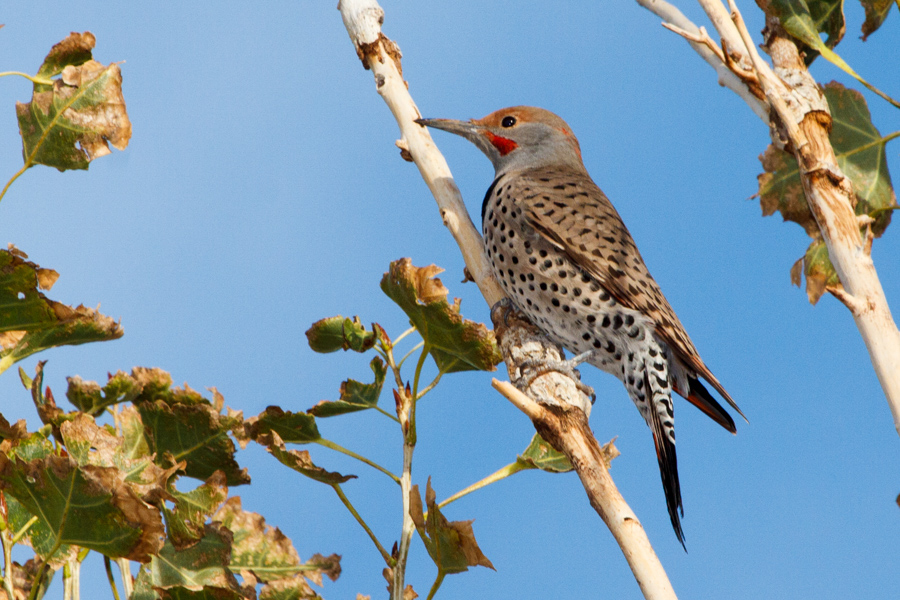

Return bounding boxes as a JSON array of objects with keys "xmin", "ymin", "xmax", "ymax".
[
  {"xmin": 134, "ymin": 523, "xmax": 243, "ymax": 599},
  {"xmin": 516, "ymin": 434, "xmax": 573, "ymax": 473},
  {"xmin": 764, "ymin": 0, "xmax": 845, "ymax": 64},
  {"xmin": 859, "ymin": 0, "xmax": 896, "ymax": 39},
  {"xmin": 66, "ymin": 370, "xmax": 141, "ymax": 416},
  {"xmin": 0, "ymin": 248, "xmax": 122, "ymax": 373},
  {"xmin": 0, "ymin": 413, "xmax": 28, "ymax": 443},
  {"xmin": 261, "ymin": 431, "xmax": 355, "ymax": 485},
  {"xmin": 305, "ymin": 316, "xmax": 377, "ymax": 353},
  {"xmin": 16, "ymin": 32, "xmax": 131, "ymax": 172},
  {"xmin": 163, "ymin": 471, "xmax": 229, "ymax": 550},
  {"xmin": 307, "ymin": 357, "xmax": 386, "ymax": 417},
  {"xmin": 245, "ymin": 406, "xmax": 320, "ymax": 444},
  {"xmin": 380, "ymin": 259, "xmax": 501, "ymax": 374},
  {"xmin": 215, "ymin": 497, "xmax": 339, "ymax": 599},
  {"xmin": 0, "ymin": 415, "xmax": 165, "ymax": 563},
  {"xmin": 134, "ymin": 372, "xmax": 249, "ymax": 486},
  {"xmin": 409, "ymin": 478, "xmax": 494, "ymax": 575},
  {"xmin": 758, "ymin": 83, "xmax": 897, "ymax": 302},
  {"xmin": 793, "ymin": 239, "xmax": 843, "ymax": 304}
]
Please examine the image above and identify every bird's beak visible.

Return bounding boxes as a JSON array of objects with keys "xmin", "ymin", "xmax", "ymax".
[{"xmin": 414, "ymin": 117, "xmax": 482, "ymax": 143}]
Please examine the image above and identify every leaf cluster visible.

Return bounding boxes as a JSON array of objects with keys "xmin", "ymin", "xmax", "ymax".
[{"xmin": 753, "ymin": 2, "xmax": 899, "ymax": 303}]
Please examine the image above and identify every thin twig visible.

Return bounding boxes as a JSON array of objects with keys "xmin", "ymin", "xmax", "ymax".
[
  {"xmin": 438, "ymin": 461, "xmax": 527, "ymax": 509},
  {"xmin": 104, "ymin": 556, "xmax": 122, "ymax": 600},
  {"xmin": 634, "ymin": 0, "xmax": 767, "ymax": 120},
  {"xmin": 331, "ymin": 483, "xmax": 393, "ymax": 565},
  {"xmin": 315, "ymin": 438, "xmax": 400, "ymax": 484}
]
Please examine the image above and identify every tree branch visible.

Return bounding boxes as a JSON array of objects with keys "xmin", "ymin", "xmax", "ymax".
[
  {"xmin": 338, "ymin": 0, "xmax": 677, "ymax": 597},
  {"xmin": 635, "ymin": 0, "xmax": 768, "ymax": 120},
  {"xmin": 636, "ymin": 0, "xmax": 900, "ymax": 434}
]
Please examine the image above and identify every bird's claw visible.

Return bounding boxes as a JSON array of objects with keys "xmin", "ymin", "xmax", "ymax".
[{"xmin": 515, "ymin": 351, "xmax": 596, "ymax": 403}]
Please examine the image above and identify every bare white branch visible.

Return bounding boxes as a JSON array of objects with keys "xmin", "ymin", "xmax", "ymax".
[
  {"xmin": 338, "ymin": 0, "xmax": 681, "ymax": 597},
  {"xmin": 635, "ymin": 0, "xmax": 768, "ymax": 120}
]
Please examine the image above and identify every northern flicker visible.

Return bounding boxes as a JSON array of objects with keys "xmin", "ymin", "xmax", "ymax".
[{"xmin": 416, "ymin": 106, "xmax": 745, "ymax": 548}]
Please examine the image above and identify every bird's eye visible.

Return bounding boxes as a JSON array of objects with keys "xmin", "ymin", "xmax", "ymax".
[{"xmin": 501, "ymin": 116, "xmax": 517, "ymax": 128}]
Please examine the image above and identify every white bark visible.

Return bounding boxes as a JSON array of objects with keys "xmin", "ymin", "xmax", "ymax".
[
  {"xmin": 634, "ymin": 0, "xmax": 900, "ymax": 435},
  {"xmin": 338, "ymin": 1, "xmax": 678, "ymax": 598}
]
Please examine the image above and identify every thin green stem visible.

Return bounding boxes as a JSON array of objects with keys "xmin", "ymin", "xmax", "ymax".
[
  {"xmin": 315, "ymin": 438, "xmax": 400, "ymax": 484},
  {"xmin": 104, "ymin": 557, "xmax": 121, "ymax": 600},
  {"xmin": 392, "ymin": 326, "xmax": 417, "ymax": 346},
  {"xmin": 415, "ymin": 370, "xmax": 444, "ymax": 401},
  {"xmin": 374, "ymin": 405, "xmax": 401, "ymax": 423},
  {"xmin": 0, "ymin": 72, "xmax": 53, "ymax": 85},
  {"xmin": 426, "ymin": 570, "xmax": 446, "ymax": 600},
  {"xmin": 0, "ymin": 164, "xmax": 29, "ymax": 207},
  {"xmin": 11, "ymin": 516, "xmax": 38, "ymax": 545},
  {"xmin": 331, "ymin": 484, "xmax": 392, "ymax": 565},
  {"xmin": 28, "ymin": 539, "xmax": 61, "ymax": 600},
  {"xmin": 397, "ymin": 340, "xmax": 425, "ymax": 370},
  {"xmin": 438, "ymin": 462, "xmax": 527, "ymax": 509},
  {"xmin": 408, "ymin": 345, "xmax": 430, "ymax": 445}
]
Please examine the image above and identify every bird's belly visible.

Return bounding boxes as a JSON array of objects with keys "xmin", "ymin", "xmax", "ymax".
[{"xmin": 483, "ymin": 211, "xmax": 650, "ymax": 379}]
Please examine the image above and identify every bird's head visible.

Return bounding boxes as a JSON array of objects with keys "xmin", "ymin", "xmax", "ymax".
[{"xmin": 416, "ymin": 106, "xmax": 584, "ymax": 176}]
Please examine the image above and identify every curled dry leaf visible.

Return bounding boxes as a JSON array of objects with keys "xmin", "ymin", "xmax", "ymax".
[
  {"xmin": 17, "ymin": 32, "xmax": 131, "ymax": 171},
  {"xmin": 260, "ymin": 431, "xmax": 355, "ymax": 485},
  {"xmin": 409, "ymin": 478, "xmax": 494, "ymax": 575},
  {"xmin": 0, "ymin": 248, "xmax": 123, "ymax": 372},
  {"xmin": 215, "ymin": 497, "xmax": 340, "ymax": 598},
  {"xmin": 381, "ymin": 258, "xmax": 502, "ymax": 373}
]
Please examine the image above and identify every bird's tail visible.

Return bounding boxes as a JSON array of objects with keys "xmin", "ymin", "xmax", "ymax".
[{"xmin": 645, "ymin": 370, "xmax": 686, "ymax": 550}]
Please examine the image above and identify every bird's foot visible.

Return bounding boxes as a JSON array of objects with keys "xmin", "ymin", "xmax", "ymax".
[{"xmin": 515, "ymin": 351, "xmax": 596, "ymax": 403}]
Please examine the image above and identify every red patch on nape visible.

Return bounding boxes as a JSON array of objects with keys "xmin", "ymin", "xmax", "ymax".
[{"xmin": 485, "ymin": 132, "xmax": 518, "ymax": 156}]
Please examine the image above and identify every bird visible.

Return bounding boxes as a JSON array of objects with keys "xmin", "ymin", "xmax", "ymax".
[{"xmin": 416, "ymin": 106, "xmax": 745, "ymax": 548}]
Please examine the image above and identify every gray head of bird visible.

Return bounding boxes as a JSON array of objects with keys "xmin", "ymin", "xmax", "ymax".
[{"xmin": 416, "ymin": 106, "xmax": 585, "ymax": 176}]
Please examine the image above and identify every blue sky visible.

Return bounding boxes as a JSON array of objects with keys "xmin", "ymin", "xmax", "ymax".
[{"xmin": 1, "ymin": 1, "xmax": 898, "ymax": 599}]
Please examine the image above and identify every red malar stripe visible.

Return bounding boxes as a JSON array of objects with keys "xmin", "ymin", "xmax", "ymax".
[{"xmin": 485, "ymin": 132, "xmax": 518, "ymax": 156}]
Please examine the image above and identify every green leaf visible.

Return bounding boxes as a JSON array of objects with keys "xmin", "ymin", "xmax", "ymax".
[
  {"xmin": 66, "ymin": 370, "xmax": 141, "ymax": 416},
  {"xmin": 215, "ymin": 496, "xmax": 340, "ymax": 598},
  {"xmin": 307, "ymin": 357, "xmax": 387, "ymax": 417},
  {"xmin": 766, "ymin": 0, "xmax": 845, "ymax": 64},
  {"xmin": 516, "ymin": 434, "xmax": 573, "ymax": 473},
  {"xmin": 262, "ymin": 431, "xmax": 355, "ymax": 485},
  {"xmin": 246, "ymin": 406, "xmax": 320, "ymax": 444},
  {"xmin": 757, "ymin": 83, "xmax": 897, "ymax": 302},
  {"xmin": 16, "ymin": 32, "xmax": 131, "ymax": 172},
  {"xmin": 380, "ymin": 259, "xmax": 502, "ymax": 374},
  {"xmin": 163, "ymin": 471, "xmax": 229, "ymax": 550},
  {"xmin": 763, "ymin": 0, "xmax": 899, "ymax": 107},
  {"xmin": 860, "ymin": 0, "xmax": 896, "ymax": 40},
  {"xmin": 0, "ymin": 248, "xmax": 123, "ymax": 374},
  {"xmin": 409, "ymin": 478, "xmax": 494, "ymax": 575},
  {"xmin": 135, "ymin": 371, "xmax": 250, "ymax": 486},
  {"xmin": 134, "ymin": 524, "xmax": 243, "ymax": 599},
  {"xmin": 825, "ymin": 83, "xmax": 898, "ymax": 235},
  {"xmin": 0, "ymin": 415, "xmax": 165, "ymax": 562},
  {"xmin": 791, "ymin": 239, "xmax": 842, "ymax": 304},
  {"xmin": 120, "ymin": 405, "xmax": 152, "ymax": 461},
  {"xmin": 305, "ymin": 315, "xmax": 377, "ymax": 353}
]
